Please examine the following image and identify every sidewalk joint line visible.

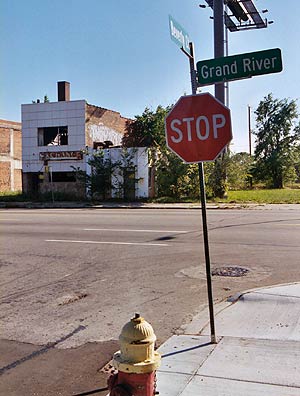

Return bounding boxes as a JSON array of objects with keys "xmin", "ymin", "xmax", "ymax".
[{"xmin": 194, "ymin": 373, "xmax": 300, "ymax": 389}]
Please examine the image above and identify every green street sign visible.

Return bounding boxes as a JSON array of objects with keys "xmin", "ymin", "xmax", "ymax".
[
  {"xmin": 197, "ymin": 48, "xmax": 283, "ymax": 85},
  {"xmin": 169, "ymin": 15, "xmax": 191, "ymax": 56}
]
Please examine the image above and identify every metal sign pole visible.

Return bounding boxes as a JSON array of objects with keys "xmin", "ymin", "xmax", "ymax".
[
  {"xmin": 198, "ymin": 163, "xmax": 216, "ymax": 344},
  {"xmin": 189, "ymin": 42, "xmax": 216, "ymax": 344},
  {"xmin": 49, "ymin": 165, "xmax": 55, "ymax": 204}
]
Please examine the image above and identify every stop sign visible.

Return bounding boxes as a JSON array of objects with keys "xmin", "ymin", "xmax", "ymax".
[{"xmin": 165, "ymin": 93, "xmax": 232, "ymax": 163}]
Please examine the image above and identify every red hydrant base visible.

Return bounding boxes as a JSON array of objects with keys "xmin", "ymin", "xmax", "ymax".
[{"xmin": 115, "ymin": 371, "xmax": 156, "ymax": 396}]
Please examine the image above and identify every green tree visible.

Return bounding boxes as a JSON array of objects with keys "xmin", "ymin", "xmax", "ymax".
[
  {"xmin": 204, "ymin": 152, "xmax": 230, "ymax": 198},
  {"xmin": 72, "ymin": 150, "xmax": 119, "ymax": 200},
  {"xmin": 123, "ymin": 106, "xmax": 169, "ymax": 197},
  {"xmin": 123, "ymin": 106, "xmax": 170, "ymax": 148},
  {"xmin": 123, "ymin": 106, "xmax": 201, "ymax": 199},
  {"xmin": 155, "ymin": 150, "xmax": 189, "ymax": 198},
  {"xmin": 294, "ymin": 146, "xmax": 300, "ymax": 183},
  {"xmin": 72, "ymin": 149, "xmax": 141, "ymax": 200},
  {"xmin": 211, "ymin": 155, "xmax": 229, "ymax": 198},
  {"xmin": 253, "ymin": 94, "xmax": 300, "ymax": 188},
  {"xmin": 227, "ymin": 152, "xmax": 254, "ymax": 190},
  {"xmin": 113, "ymin": 148, "xmax": 141, "ymax": 200}
]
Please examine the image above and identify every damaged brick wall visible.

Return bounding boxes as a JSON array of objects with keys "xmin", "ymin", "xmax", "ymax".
[
  {"xmin": 85, "ymin": 104, "xmax": 130, "ymax": 147},
  {"xmin": 0, "ymin": 120, "xmax": 22, "ymax": 192}
]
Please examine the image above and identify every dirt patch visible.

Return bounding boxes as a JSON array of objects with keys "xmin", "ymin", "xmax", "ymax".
[{"xmin": 57, "ymin": 292, "xmax": 88, "ymax": 306}]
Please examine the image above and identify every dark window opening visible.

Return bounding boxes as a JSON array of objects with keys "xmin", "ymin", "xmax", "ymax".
[
  {"xmin": 51, "ymin": 172, "xmax": 76, "ymax": 182},
  {"xmin": 93, "ymin": 141, "xmax": 114, "ymax": 150},
  {"xmin": 93, "ymin": 142, "xmax": 106, "ymax": 150},
  {"xmin": 38, "ymin": 126, "xmax": 68, "ymax": 146}
]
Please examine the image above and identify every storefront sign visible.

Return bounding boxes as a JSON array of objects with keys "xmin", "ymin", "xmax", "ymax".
[{"xmin": 39, "ymin": 151, "xmax": 83, "ymax": 161}]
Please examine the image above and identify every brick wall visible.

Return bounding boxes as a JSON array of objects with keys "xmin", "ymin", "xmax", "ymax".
[
  {"xmin": 0, "ymin": 127, "xmax": 10, "ymax": 153},
  {"xmin": 14, "ymin": 129, "xmax": 22, "ymax": 159},
  {"xmin": 14, "ymin": 169, "xmax": 22, "ymax": 191},
  {"xmin": 0, "ymin": 119, "xmax": 22, "ymax": 192},
  {"xmin": 85, "ymin": 104, "xmax": 130, "ymax": 147},
  {"xmin": 0, "ymin": 162, "xmax": 10, "ymax": 190}
]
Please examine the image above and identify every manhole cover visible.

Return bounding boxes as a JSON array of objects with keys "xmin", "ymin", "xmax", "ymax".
[{"xmin": 212, "ymin": 266, "xmax": 250, "ymax": 277}]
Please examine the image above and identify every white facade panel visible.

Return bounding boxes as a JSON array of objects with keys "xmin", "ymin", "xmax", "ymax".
[
  {"xmin": 136, "ymin": 148, "xmax": 149, "ymax": 198},
  {"xmin": 29, "ymin": 120, "xmax": 38, "ymax": 128},
  {"xmin": 22, "ymin": 137, "xmax": 37, "ymax": 148},
  {"xmin": 22, "ymin": 100, "xmax": 86, "ymax": 175},
  {"xmin": 22, "ymin": 127, "xmax": 36, "ymax": 139}
]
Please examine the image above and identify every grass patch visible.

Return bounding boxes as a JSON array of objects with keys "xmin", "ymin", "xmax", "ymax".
[
  {"xmin": 219, "ymin": 189, "xmax": 300, "ymax": 204},
  {"xmin": 152, "ymin": 196, "xmax": 199, "ymax": 204},
  {"xmin": 1, "ymin": 188, "xmax": 300, "ymax": 204},
  {"xmin": 0, "ymin": 191, "xmax": 30, "ymax": 202}
]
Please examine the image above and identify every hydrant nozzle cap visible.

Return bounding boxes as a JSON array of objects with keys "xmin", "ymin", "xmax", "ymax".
[
  {"xmin": 131, "ymin": 313, "xmax": 143, "ymax": 324},
  {"xmin": 119, "ymin": 314, "xmax": 156, "ymax": 343}
]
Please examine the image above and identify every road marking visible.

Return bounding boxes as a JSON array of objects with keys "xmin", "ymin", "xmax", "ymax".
[
  {"xmin": 83, "ymin": 228, "xmax": 189, "ymax": 233},
  {"xmin": 275, "ymin": 224, "xmax": 300, "ymax": 226},
  {"xmin": 46, "ymin": 239, "xmax": 169, "ymax": 247}
]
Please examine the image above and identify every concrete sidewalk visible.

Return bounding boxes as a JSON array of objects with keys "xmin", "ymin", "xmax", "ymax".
[
  {"xmin": 0, "ymin": 200, "xmax": 265, "ymax": 209},
  {"xmin": 157, "ymin": 283, "xmax": 300, "ymax": 395}
]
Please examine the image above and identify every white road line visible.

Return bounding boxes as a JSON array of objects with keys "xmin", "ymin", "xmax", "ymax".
[
  {"xmin": 83, "ymin": 228, "xmax": 189, "ymax": 233},
  {"xmin": 275, "ymin": 224, "xmax": 300, "ymax": 226},
  {"xmin": 45, "ymin": 239, "xmax": 169, "ymax": 247}
]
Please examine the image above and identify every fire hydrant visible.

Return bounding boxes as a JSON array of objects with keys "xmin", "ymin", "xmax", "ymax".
[{"xmin": 108, "ymin": 313, "xmax": 161, "ymax": 396}]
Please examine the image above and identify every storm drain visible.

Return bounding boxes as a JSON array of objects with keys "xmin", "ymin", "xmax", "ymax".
[{"xmin": 212, "ymin": 266, "xmax": 250, "ymax": 277}]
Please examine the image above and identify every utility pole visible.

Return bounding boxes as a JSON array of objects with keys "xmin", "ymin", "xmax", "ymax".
[
  {"xmin": 212, "ymin": 0, "xmax": 227, "ymax": 199},
  {"xmin": 214, "ymin": 0, "xmax": 225, "ymax": 104}
]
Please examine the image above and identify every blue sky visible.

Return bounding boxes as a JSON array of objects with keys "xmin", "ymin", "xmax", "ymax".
[{"xmin": 1, "ymin": 0, "xmax": 299, "ymax": 153}]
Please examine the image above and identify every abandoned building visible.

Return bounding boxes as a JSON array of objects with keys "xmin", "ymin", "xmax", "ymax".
[
  {"xmin": 0, "ymin": 119, "xmax": 22, "ymax": 192},
  {"xmin": 21, "ymin": 81, "xmax": 149, "ymax": 199}
]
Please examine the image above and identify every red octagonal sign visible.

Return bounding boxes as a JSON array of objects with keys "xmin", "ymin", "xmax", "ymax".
[{"xmin": 165, "ymin": 93, "xmax": 232, "ymax": 163}]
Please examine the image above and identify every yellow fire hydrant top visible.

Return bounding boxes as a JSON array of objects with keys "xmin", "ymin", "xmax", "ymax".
[{"xmin": 113, "ymin": 314, "xmax": 161, "ymax": 374}]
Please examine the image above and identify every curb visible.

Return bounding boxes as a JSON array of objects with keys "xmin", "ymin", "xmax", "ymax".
[
  {"xmin": 227, "ymin": 281, "xmax": 300, "ymax": 303},
  {"xmin": 183, "ymin": 281, "xmax": 300, "ymax": 335},
  {"xmin": 0, "ymin": 202, "xmax": 263, "ymax": 210}
]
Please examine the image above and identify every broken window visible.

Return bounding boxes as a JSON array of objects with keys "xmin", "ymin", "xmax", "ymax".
[
  {"xmin": 38, "ymin": 126, "xmax": 68, "ymax": 146},
  {"xmin": 51, "ymin": 172, "xmax": 76, "ymax": 182}
]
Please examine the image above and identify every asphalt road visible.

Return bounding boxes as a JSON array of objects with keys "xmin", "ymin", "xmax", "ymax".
[{"xmin": 1, "ymin": 206, "xmax": 300, "ymax": 395}]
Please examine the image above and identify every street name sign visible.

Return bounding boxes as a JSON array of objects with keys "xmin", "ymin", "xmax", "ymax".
[
  {"xmin": 165, "ymin": 93, "xmax": 232, "ymax": 163},
  {"xmin": 169, "ymin": 15, "xmax": 191, "ymax": 56},
  {"xmin": 197, "ymin": 48, "xmax": 283, "ymax": 85}
]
